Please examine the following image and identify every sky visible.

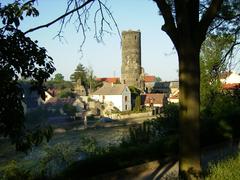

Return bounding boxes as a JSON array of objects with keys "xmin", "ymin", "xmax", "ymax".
[{"xmin": 6, "ymin": 0, "xmax": 179, "ymax": 81}]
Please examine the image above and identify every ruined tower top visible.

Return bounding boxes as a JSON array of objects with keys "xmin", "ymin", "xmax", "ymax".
[{"xmin": 121, "ymin": 30, "xmax": 144, "ymax": 89}]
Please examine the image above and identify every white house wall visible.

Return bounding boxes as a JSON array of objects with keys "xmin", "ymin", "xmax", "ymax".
[
  {"xmin": 122, "ymin": 88, "xmax": 131, "ymax": 111},
  {"xmin": 91, "ymin": 94, "xmax": 124, "ymax": 111},
  {"xmin": 225, "ymin": 72, "xmax": 240, "ymax": 84}
]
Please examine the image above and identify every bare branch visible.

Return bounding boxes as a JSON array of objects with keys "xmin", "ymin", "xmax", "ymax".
[{"xmin": 24, "ymin": 0, "xmax": 95, "ymax": 34}]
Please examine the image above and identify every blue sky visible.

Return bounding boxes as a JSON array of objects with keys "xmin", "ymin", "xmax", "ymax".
[{"xmin": 6, "ymin": 0, "xmax": 179, "ymax": 81}]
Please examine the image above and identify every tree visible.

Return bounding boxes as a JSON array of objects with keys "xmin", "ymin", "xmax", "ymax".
[
  {"xmin": 152, "ymin": 0, "xmax": 239, "ymax": 178},
  {"xmin": 0, "ymin": 1, "xmax": 55, "ymax": 151},
  {"xmin": 200, "ymin": 34, "xmax": 234, "ymax": 107},
  {"xmin": 3, "ymin": 0, "xmax": 239, "ymax": 177},
  {"xmin": 70, "ymin": 63, "xmax": 87, "ymax": 85},
  {"xmin": 54, "ymin": 73, "xmax": 64, "ymax": 82},
  {"xmin": 155, "ymin": 76, "xmax": 162, "ymax": 82},
  {"xmin": 85, "ymin": 66, "xmax": 103, "ymax": 92}
]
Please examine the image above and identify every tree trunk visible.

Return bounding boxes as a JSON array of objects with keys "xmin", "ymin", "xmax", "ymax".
[{"xmin": 178, "ymin": 45, "xmax": 201, "ymax": 179}]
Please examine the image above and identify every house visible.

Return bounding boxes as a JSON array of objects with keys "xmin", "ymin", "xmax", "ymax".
[
  {"xmin": 144, "ymin": 75, "xmax": 156, "ymax": 93},
  {"xmin": 221, "ymin": 71, "xmax": 240, "ymax": 91},
  {"xmin": 91, "ymin": 83, "xmax": 131, "ymax": 111},
  {"xmin": 168, "ymin": 92, "xmax": 179, "ymax": 103},
  {"xmin": 168, "ymin": 81, "xmax": 179, "ymax": 103},
  {"xmin": 141, "ymin": 93, "xmax": 167, "ymax": 108},
  {"xmin": 141, "ymin": 93, "xmax": 167, "ymax": 115}
]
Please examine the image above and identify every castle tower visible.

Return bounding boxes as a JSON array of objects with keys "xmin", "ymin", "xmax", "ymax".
[{"xmin": 121, "ymin": 30, "xmax": 144, "ymax": 89}]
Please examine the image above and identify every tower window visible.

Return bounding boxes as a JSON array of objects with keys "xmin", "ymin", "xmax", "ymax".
[{"xmin": 135, "ymin": 35, "xmax": 136, "ymax": 40}]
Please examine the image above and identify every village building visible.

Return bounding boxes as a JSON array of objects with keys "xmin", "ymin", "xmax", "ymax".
[
  {"xmin": 144, "ymin": 75, "xmax": 156, "ymax": 93},
  {"xmin": 91, "ymin": 83, "xmax": 131, "ymax": 111},
  {"xmin": 141, "ymin": 93, "xmax": 167, "ymax": 114},
  {"xmin": 221, "ymin": 71, "xmax": 240, "ymax": 91}
]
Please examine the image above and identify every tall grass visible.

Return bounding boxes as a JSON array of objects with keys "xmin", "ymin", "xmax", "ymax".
[{"xmin": 205, "ymin": 152, "xmax": 240, "ymax": 180}]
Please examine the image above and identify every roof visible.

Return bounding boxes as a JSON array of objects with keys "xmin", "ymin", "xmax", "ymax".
[
  {"xmin": 96, "ymin": 77, "xmax": 120, "ymax": 84},
  {"xmin": 92, "ymin": 84, "xmax": 128, "ymax": 95},
  {"xmin": 45, "ymin": 97, "xmax": 75, "ymax": 106},
  {"xmin": 222, "ymin": 83, "xmax": 240, "ymax": 90},
  {"xmin": 141, "ymin": 93, "xmax": 165, "ymax": 105},
  {"xmin": 144, "ymin": 76, "xmax": 156, "ymax": 83}
]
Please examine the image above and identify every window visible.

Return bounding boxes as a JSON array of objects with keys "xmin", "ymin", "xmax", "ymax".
[
  {"xmin": 125, "ymin": 96, "xmax": 128, "ymax": 102},
  {"xmin": 125, "ymin": 105, "xmax": 128, "ymax": 110}
]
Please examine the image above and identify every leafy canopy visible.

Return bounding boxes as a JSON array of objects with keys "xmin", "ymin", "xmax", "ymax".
[{"xmin": 0, "ymin": 0, "xmax": 55, "ymax": 151}]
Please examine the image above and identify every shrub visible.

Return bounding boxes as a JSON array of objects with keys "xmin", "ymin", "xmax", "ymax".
[
  {"xmin": 38, "ymin": 142, "xmax": 78, "ymax": 177},
  {"xmin": 0, "ymin": 160, "xmax": 32, "ymax": 180}
]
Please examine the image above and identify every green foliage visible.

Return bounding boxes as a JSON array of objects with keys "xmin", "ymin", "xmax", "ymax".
[
  {"xmin": 39, "ymin": 142, "xmax": 77, "ymax": 177},
  {"xmin": 200, "ymin": 34, "xmax": 240, "ymax": 147},
  {"xmin": 0, "ymin": 1, "xmax": 55, "ymax": 151},
  {"xmin": 122, "ymin": 103, "xmax": 179, "ymax": 146},
  {"xmin": 70, "ymin": 64, "xmax": 101, "ymax": 93},
  {"xmin": 58, "ymin": 89, "xmax": 75, "ymax": 98},
  {"xmin": 133, "ymin": 95, "xmax": 141, "ymax": 111},
  {"xmin": 155, "ymin": 76, "xmax": 162, "ymax": 82},
  {"xmin": 200, "ymin": 34, "xmax": 234, "ymax": 107},
  {"xmin": 205, "ymin": 152, "xmax": 240, "ymax": 180},
  {"xmin": 79, "ymin": 136, "xmax": 106, "ymax": 156},
  {"xmin": 53, "ymin": 73, "xmax": 64, "ymax": 82},
  {"xmin": 70, "ymin": 63, "xmax": 87, "ymax": 85},
  {"xmin": 129, "ymin": 86, "xmax": 141, "ymax": 97},
  {"xmin": 0, "ymin": 160, "xmax": 32, "ymax": 180},
  {"xmin": 63, "ymin": 104, "xmax": 76, "ymax": 116},
  {"xmin": 201, "ymin": 92, "xmax": 240, "ymax": 146}
]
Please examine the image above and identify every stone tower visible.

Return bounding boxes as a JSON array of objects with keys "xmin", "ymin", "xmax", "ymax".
[{"xmin": 121, "ymin": 30, "xmax": 144, "ymax": 89}]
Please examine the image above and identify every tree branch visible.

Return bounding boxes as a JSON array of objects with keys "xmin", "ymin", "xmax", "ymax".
[
  {"xmin": 24, "ymin": 0, "xmax": 95, "ymax": 34},
  {"xmin": 153, "ymin": 0, "xmax": 178, "ymax": 47},
  {"xmin": 199, "ymin": 0, "xmax": 223, "ymax": 37}
]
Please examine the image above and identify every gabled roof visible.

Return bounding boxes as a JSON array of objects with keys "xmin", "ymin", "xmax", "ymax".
[
  {"xmin": 92, "ymin": 84, "xmax": 128, "ymax": 95},
  {"xmin": 141, "ymin": 93, "xmax": 165, "ymax": 105},
  {"xmin": 96, "ymin": 77, "xmax": 120, "ymax": 84},
  {"xmin": 144, "ymin": 75, "xmax": 156, "ymax": 82}
]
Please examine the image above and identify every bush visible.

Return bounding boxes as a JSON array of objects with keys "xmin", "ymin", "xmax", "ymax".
[
  {"xmin": 38, "ymin": 142, "xmax": 78, "ymax": 177},
  {"xmin": 201, "ymin": 92, "xmax": 240, "ymax": 147},
  {"xmin": 205, "ymin": 152, "xmax": 240, "ymax": 180},
  {"xmin": 0, "ymin": 160, "xmax": 32, "ymax": 180}
]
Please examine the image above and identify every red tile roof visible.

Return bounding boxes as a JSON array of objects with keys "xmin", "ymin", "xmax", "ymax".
[
  {"xmin": 144, "ymin": 76, "xmax": 156, "ymax": 82},
  {"xmin": 222, "ymin": 83, "xmax": 240, "ymax": 90},
  {"xmin": 96, "ymin": 77, "xmax": 120, "ymax": 84},
  {"xmin": 141, "ymin": 93, "xmax": 165, "ymax": 105}
]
